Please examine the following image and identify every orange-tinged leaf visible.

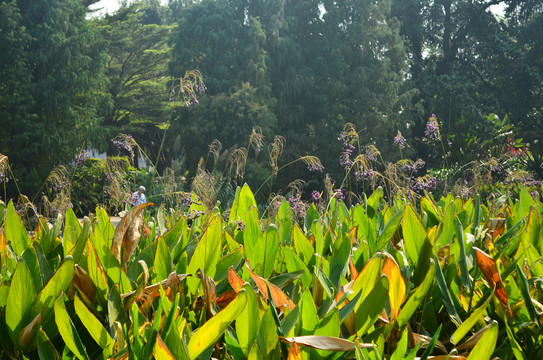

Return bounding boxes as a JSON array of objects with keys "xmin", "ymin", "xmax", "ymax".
[
  {"xmin": 228, "ymin": 266, "xmax": 245, "ymax": 293},
  {"xmin": 216, "ymin": 290, "xmax": 238, "ymax": 308},
  {"xmin": 473, "ymin": 247, "xmax": 509, "ymax": 308},
  {"xmin": 111, "ymin": 202, "xmax": 153, "ymax": 264},
  {"xmin": 349, "ymin": 257, "xmax": 359, "ymax": 281},
  {"xmin": 153, "ymin": 334, "xmax": 175, "ymax": 360},
  {"xmin": 246, "ymin": 262, "xmax": 295, "ymax": 311},
  {"xmin": 288, "ymin": 342, "xmax": 302, "ymax": 360},
  {"xmin": 280, "ymin": 336, "xmax": 373, "ymax": 351},
  {"xmin": 18, "ymin": 312, "xmax": 41, "ymax": 348},
  {"xmin": 487, "ymin": 218, "xmax": 505, "ymax": 239},
  {"xmin": 382, "ymin": 254, "xmax": 406, "ymax": 320}
]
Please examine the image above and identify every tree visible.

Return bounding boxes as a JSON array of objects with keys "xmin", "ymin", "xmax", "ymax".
[{"xmin": 0, "ymin": 0, "xmax": 108, "ymax": 196}]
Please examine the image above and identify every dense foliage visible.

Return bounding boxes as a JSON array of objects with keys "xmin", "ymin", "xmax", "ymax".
[
  {"xmin": 1, "ymin": 0, "xmax": 542, "ymax": 203},
  {"xmin": 1, "ymin": 185, "xmax": 543, "ymax": 359}
]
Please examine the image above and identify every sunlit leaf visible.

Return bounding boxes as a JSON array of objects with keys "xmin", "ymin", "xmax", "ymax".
[
  {"xmin": 473, "ymin": 247, "xmax": 509, "ymax": 308},
  {"xmin": 402, "ymin": 205, "xmax": 426, "ymax": 264},
  {"xmin": 382, "ymin": 254, "xmax": 406, "ymax": 320},
  {"xmin": 247, "ymin": 262, "xmax": 295, "ymax": 311},
  {"xmin": 451, "ymin": 291, "xmax": 493, "ymax": 345},
  {"xmin": 236, "ymin": 285, "xmax": 261, "ymax": 356},
  {"xmin": 4, "ymin": 200, "xmax": 31, "ymax": 256},
  {"xmin": 54, "ymin": 294, "xmax": 90, "ymax": 360},
  {"xmin": 187, "ymin": 289, "xmax": 247, "ymax": 359},
  {"xmin": 74, "ymin": 294, "xmax": 113, "ymax": 356},
  {"xmin": 281, "ymin": 336, "xmax": 373, "ymax": 352},
  {"xmin": 6, "ymin": 261, "xmax": 36, "ymax": 347},
  {"xmin": 287, "ymin": 342, "xmax": 302, "ymax": 360},
  {"xmin": 464, "ymin": 321, "xmax": 498, "ymax": 360},
  {"xmin": 228, "ymin": 266, "xmax": 246, "ymax": 292}
]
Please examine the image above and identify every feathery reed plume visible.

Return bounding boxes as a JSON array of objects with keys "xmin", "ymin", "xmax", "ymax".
[
  {"xmin": 301, "ymin": 155, "xmax": 324, "ymax": 172},
  {"xmin": 192, "ymin": 168, "xmax": 218, "ymax": 210},
  {"xmin": 45, "ymin": 165, "xmax": 72, "ymax": 216},
  {"xmin": 287, "ymin": 179, "xmax": 306, "ymax": 198},
  {"xmin": 0, "ymin": 154, "xmax": 8, "ymax": 188},
  {"xmin": 169, "ymin": 70, "xmax": 206, "ymax": 107},
  {"xmin": 269, "ymin": 136, "xmax": 286, "ymax": 174},
  {"xmin": 208, "ymin": 139, "xmax": 223, "ymax": 167},
  {"xmin": 324, "ymin": 174, "xmax": 334, "ymax": 204},
  {"xmin": 228, "ymin": 148, "xmax": 248, "ymax": 179},
  {"xmin": 249, "ymin": 126, "xmax": 265, "ymax": 153},
  {"xmin": 342, "ymin": 122, "xmax": 359, "ymax": 142},
  {"xmin": 112, "ymin": 134, "xmax": 136, "ymax": 165}
]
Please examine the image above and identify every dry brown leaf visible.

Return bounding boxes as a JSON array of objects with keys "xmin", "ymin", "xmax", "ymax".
[
  {"xmin": 73, "ymin": 264, "xmax": 97, "ymax": 305},
  {"xmin": 473, "ymin": 247, "xmax": 509, "ymax": 309},
  {"xmin": 216, "ymin": 290, "xmax": 238, "ymax": 308},
  {"xmin": 423, "ymin": 356, "xmax": 467, "ymax": 360},
  {"xmin": 18, "ymin": 312, "xmax": 41, "ymax": 348},
  {"xmin": 227, "ymin": 266, "xmax": 245, "ymax": 293},
  {"xmin": 121, "ymin": 272, "xmax": 190, "ymax": 300},
  {"xmin": 280, "ymin": 336, "xmax": 373, "ymax": 352},
  {"xmin": 111, "ymin": 202, "xmax": 153, "ymax": 265},
  {"xmin": 288, "ymin": 342, "xmax": 302, "ymax": 360},
  {"xmin": 457, "ymin": 321, "xmax": 495, "ymax": 351},
  {"xmin": 246, "ymin": 262, "xmax": 295, "ymax": 311},
  {"xmin": 487, "ymin": 218, "xmax": 505, "ymax": 239},
  {"xmin": 412, "ymin": 333, "xmax": 447, "ymax": 354}
]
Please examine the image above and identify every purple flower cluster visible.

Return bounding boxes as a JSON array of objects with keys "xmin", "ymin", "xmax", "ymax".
[
  {"xmin": 73, "ymin": 150, "xmax": 90, "ymax": 167},
  {"xmin": 425, "ymin": 116, "xmax": 441, "ymax": 141},
  {"xmin": 355, "ymin": 167, "xmax": 375, "ymax": 181},
  {"xmin": 410, "ymin": 176, "xmax": 437, "ymax": 192},
  {"xmin": 288, "ymin": 196, "xmax": 307, "ymax": 220},
  {"xmin": 308, "ymin": 163, "xmax": 324, "ymax": 172},
  {"xmin": 394, "ymin": 132, "xmax": 407, "ymax": 149},
  {"xmin": 339, "ymin": 133, "xmax": 355, "ymax": 170},
  {"xmin": 403, "ymin": 160, "xmax": 425, "ymax": 174},
  {"xmin": 364, "ymin": 146, "xmax": 378, "ymax": 162},
  {"xmin": 112, "ymin": 136, "xmax": 133, "ymax": 152},
  {"xmin": 332, "ymin": 189, "xmax": 345, "ymax": 201},
  {"xmin": 311, "ymin": 190, "xmax": 321, "ymax": 204}
]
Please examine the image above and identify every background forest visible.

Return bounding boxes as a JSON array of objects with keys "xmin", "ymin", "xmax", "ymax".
[{"xmin": 0, "ymin": 0, "xmax": 542, "ymax": 212}]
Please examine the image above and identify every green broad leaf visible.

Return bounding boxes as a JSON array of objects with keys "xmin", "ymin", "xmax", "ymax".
[
  {"xmin": 516, "ymin": 264, "xmax": 540, "ymax": 325},
  {"xmin": 451, "ymin": 290, "xmax": 493, "ymax": 345},
  {"xmin": 434, "ymin": 256, "xmax": 462, "ymax": 327},
  {"xmin": 257, "ymin": 306, "xmax": 280, "ymax": 358},
  {"xmin": 0, "ymin": 283, "xmax": 9, "ymax": 307},
  {"xmin": 236, "ymin": 285, "xmax": 261, "ymax": 356},
  {"xmin": 298, "ymin": 290, "xmax": 319, "ymax": 336},
  {"xmin": 6, "ymin": 261, "xmax": 37, "ymax": 347},
  {"xmin": 314, "ymin": 267, "xmax": 336, "ymax": 298},
  {"xmin": 63, "ymin": 207, "xmax": 82, "ymax": 257},
  {"xmin": 402, "ymin": 205, "xmax": 426, "ymax": 264},
  {"xmin": 470, "ymin": 195, "xmax": 481, "ymax": 236},
  {"xmin": 163, "ymin": 317, "xmax": 189, "ymax": 360},
  {"xmin": 95, "ymin": 207, "xmax": 115, "ymax": 244},
  {"xmin": 188, "ymin": 214, "xmax": 222, "ymax": 293},
  {"xmin": 355, "ymin": 276, "xmax": 389, "ymax": 337},
  {"xmin": 86, "ymin": 241, "xmax": 109, "ymax": 308},
  {"xmin": 305, "ymin": 203, "xmax": 320, "ymax": 231},
  {"xmin": 37, "ymin": 329, "xmax": 61, "ymax": 360},
  {"xmin": 505, "ymin": 322, "xmax": 526, "ymax": 360},
  {"xmin": 311, "ymin": 309, "xmax": 341, "ymax": 359},
  {"xmin": 21, "ymin": 246, "xmax": 43, "ymax": 293},
  {"xmin": 67, "ymin": 218, "xmax": 93, "ymax": 264},
  {"xmin": 54, "ymin": 295, "xmax": 90, "ymax": 360},
  {"xmin": 515, "ymin": 187, "xmax": 533, "ymax": 222},
  {"xmin": 215, "ymin": 247, "xmax": 244, "ymax": 283},
  {"xmin": 162, "ymin": 216, "xmax": 187, "ymax": 251},
  {"xmin": 390, "ymin": 328, "xmax": 408, "ymax": 360},
  {"xmin": 33, "ymin": 242, "xmax": 54, "ymax": 288},
  {"xmin": 454, "ymin": 216, "xmax": 472, "ymax": 293},
  {"xmin": 31, "ymin": 256, "xmax": 74, "ymax": 326},
  {"xmin": 269, "ymin": 269, "xmax": 305, "ymax": 289},
  {"xmin": 329, "ymin": 234, "xmax": 351, "ymax": 288},
  {"xmin": 436, "ymin": 201, "xmax": 455, "ymax": 249},
  {"xmin": 397, "ymin": 259, "xmax": 435, "ymax": 329},
  {"xmin": 281, "ymin": 306, "xmax": 300, "ymax": 337},
  {"xmin": 40, "ymin": 214, "xmax": 63, "ymax": 254},
  {"xmin": 74, "ymin": 294, "xmax": 113, "ymax": 357},
  {"xmin": 244, "ymin": 206, "xmax": 260, "ymax": 252},
  {"xmin": 421, "ymin": 197, "xmax": 441, "ymax": 229},
  {"xmin": 276, "ymin": 201, "xmax": 294, "ymax": 246},
  {"xmin": 247, "ymin": 225, "xmax": 279, "ymax": 278},
  {"xmin": 349, "ymin": 256, "xmax": 381, "ymax": 304},
  {"xmin": 89, "ymin": 231, "xmax": 132, "ymax": 294},
  {"xmin": 154, "ymin": 237, "xmax": 174, "ymax": 282},
  {"xmin": 4, "ymin": 200, "xmax": 31, "ymax": 256},
  {"xmin": 229, "ymin": 184, "xmax": 257, "ymax": 223},
  {"xmin": 465, "ymin": 321, "xmax": 498, "ymax": 360},
  {"xmin": 129, "ymin": 303, "xmax": 144, "ymax": 357},
  {"xmin": 283, "ymin": 247, "xmax": 312, "ymax": 288},
  {"xmin": 187, "ymin": 289, "xmax": 247, "ymax": 359},
  {"xmin": 293, "ymin": 224, "xmax": 314, "ymax": 264},
  {"xmin": 519, "ymin": 221, "xmax": 543, "ymax": 277},
  {"xmin": 108, "ymin": 284, "xmax": 127, "ymax": 331},
  {"xmin": 419, "ymin": 325, "xmax": 441, "ymax": 360},
  {"xmin": 375, "ymin": 208, "xmax": 403, "ymax": 251},
  {"xmin": 367, "ymin": 187, "xmax": 383, "ymax": 211}
]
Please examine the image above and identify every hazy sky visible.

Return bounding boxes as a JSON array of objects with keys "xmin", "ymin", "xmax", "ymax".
[{"xmin": 88, "ymin": 0, "xmax": 122, "ymax": 15}]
